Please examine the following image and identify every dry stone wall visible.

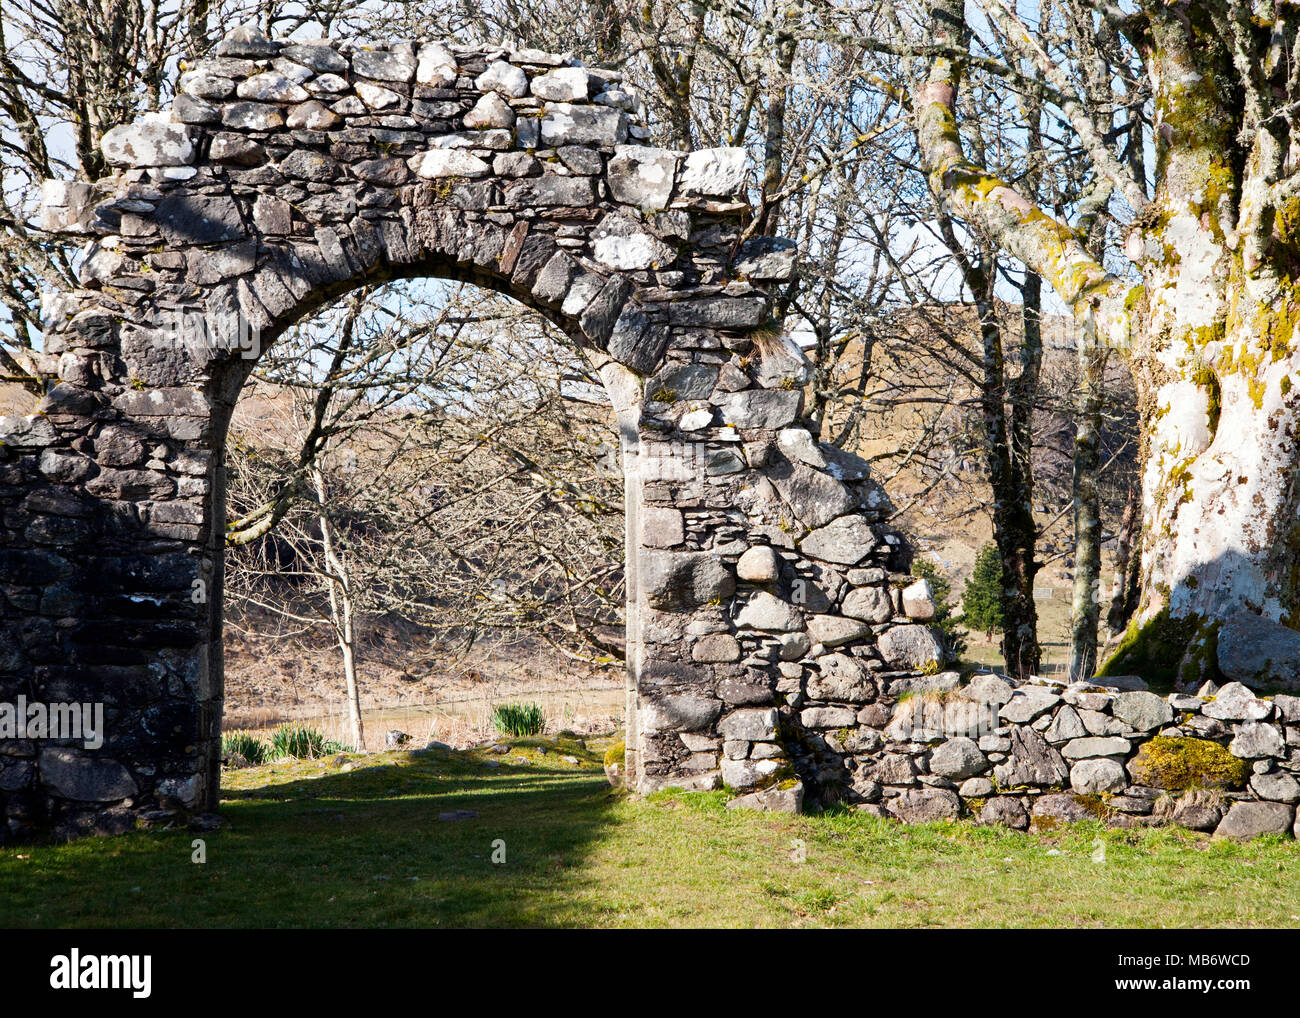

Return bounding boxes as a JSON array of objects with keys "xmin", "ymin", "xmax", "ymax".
[{"xmin": 763, "ymin": 667, "xmax": 1300, "ymax": 841}]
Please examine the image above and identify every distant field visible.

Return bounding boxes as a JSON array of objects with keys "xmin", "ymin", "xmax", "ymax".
[
  {"xmin": 2, "ymin": 737, "xmax": 1297, "ymax": 929},
  {"xmin": 960, "ymin": 586, "xmax": 1080, "ymax": 676}
]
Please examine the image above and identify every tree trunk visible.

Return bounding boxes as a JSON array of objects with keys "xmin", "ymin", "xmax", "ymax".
[
  {"xmin": 1106, "ymin": 482, "xmax": 1140, "ymax": 638},
  {"xmin": 914, "ymin": 0, "xmax": 1300, "ymax": 687},
  {"xmin": 313, "ymin": 467, "xmax": 365, "ymax": 751},
  {"xmin": 1069, "ymin": 325, "xmax": 1104, "ymax": 681},
  {"xmin": 971, "ymin": 261, "xmax": 1040, "ymax": 679},
  {"xmin": 1105, "ymin": 12, "xmax": 1300, "ymax": 685}
]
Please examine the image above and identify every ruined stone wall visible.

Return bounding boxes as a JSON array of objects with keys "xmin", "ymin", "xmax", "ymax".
[
  {"xmin": 11, "ymin": 26, "xmax": 1284, "ymax": 845},
  {"xmin": 0, "ymin": 26, "xmax": 934, "ymax": 840},
  {"xmin": 749, "ymin": 668, "xmax": 1300, "ymax": 840}
]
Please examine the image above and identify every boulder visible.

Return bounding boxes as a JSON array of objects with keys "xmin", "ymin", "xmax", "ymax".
[
  {"xmin": 1044, "ymin": 705, "xmax": 1087, "ymax": 743},
  {"xmin": 993, "ymin": 727, "xmax": 1069, "ymax": 788},
  {"xmin": 1216, "ymin": 612, "xmax": 1300, "ymax": 692},
  {"xmin": 980, "ymin": 796, "xmax": 1029, "ymax": 830},
  {"xmin": 475, "ymin": 60, "xmax": 529, "ymax": 97},
  {"xmin": 928, "ymin": 737, "xmax": 988, "ymax": 781},
  {"xmin": 736, "ymin": 545, "xmax": 780, "ymax": 582},
  {"xmin": 765, "ymin": 454, "xmax": 856, "ymax": 529},
  {"xmin": 540, "ymin": 103, "xmax": 627, "ymax": 147},
  {"xmin": 352, "ymin": 47, "xmax": 417, "ymax": 82},
  {"xmin": 901, "ymin": 579, "xmax": 936, "ymax": 621},
  {"xmin": 717, "ymin": 389, "xmax": 802, "ymax": 429},
  {"xmin": 1249, "ymin": 770, "xmax": 1300, "ymax": 803},
  {"xmin": 799, "ymin": 515, "xmax": 878, "ymax": 566},
  {"xmin": 236, "ymin": 71, "xmax": 308, "ymax": 102},
  {"xmin": 642, "ymin": 551, "xmax": 734, "ymax": 610},
  {"xmin": 959, "ymin": 777, "xmax": 995, "ymax": 798},
  {"xmin": 679, "ymin": 147, "xmax": 747, "ymax": 195},
  {"xmin": 726, "ymin": 781, "xmax": 803, "ymax": 814},
  {"xmin": 1111, "ymin": 691, "xmax": 1174, "ymax": 731},
  {"xmin": 722, "ymin": 757, "xmax": 783, "ymax": 790},
  {"xmin": 754, "ymin": 333, "xmax": 813, "ymax": 389},
  {"xmin": 1031, "ymin": 792, "xmax": 1095, "ymax": 824},
  {"xmin": 719, "ymin": 708, "xmax": 779, "ymax": 742},
  {"xmin": 530, "ymin": 67, "xmax": 590, "ymax": 101},
  {"xmin": 889, "ymin": 787, "xmax": 961, "ymax": 824},
  {"xmin": 877, "ymin": 624, "xmax": 944, "ymax": 671},
  {"xmin": 886, "ymin": 670, "xmax": 963, "ymax": 697},
  {"xmin": 691, "ymin": 634, "xmax": 741, "ymax": 663},
  {"xmin": 841, "ymin": 585, "xmax": 894, "ymax": 623},
  {"xmin": 998, "ymin": 688, "xmax": 1061, "ymax": 723},
  {"xmin": 101, "ymin": 116, "xmax": 195, "ymax": 167},
  {"xmin": 1060, "ymin": 736, "xmax": 1131, "ymax": 760},
  {"xmin": 735, "ymin": 236, "xmax": 799, "ymax": 280},
  {"xmin": 592, "ymin": 214, "xmax": 676, "ymax": 271},
  {"xmin": 1213, "ymin": 800, "xmax": 1294, "ymax": 840},
  {"xmin": 1127, "ymin": 736, "xmax": 1249, "ymax": 790},
  {"xmin": 806, "ymin": 653, "xmax": 875, "ymax": 702},
  {"xmin": 806, "ymin": 615, "xmax": 869, "ymax": 648},
  {"xmin": 648, "ymin": 361, "xmax": 718, "ymax": 401},
  {"xmin": 962, "ymin": 673, "xmax": 1016, "ymax": 706},
  {"xmin": 640, "ymin": 694, "xmax": 723, "ymax": 733},
  {"xmin": 1171, "ymin": 799, "xmax": 1222, "ymax": 832},
  {"xmin": 607, "ymin": 145, "xmax": 679, "ymax": 211},
  {"xmin": 1228, "ymin": 722, "xmax": 1286, "ymax": 759},
  {"xmin": 800, "ymin": 706, "xmax": 857, "ymax": 728},
  {"xmin": 38, "ymin": 748, "xmax": 137, "ymax": 802},
  {"xmin": 735, "ymin": 591, "xmax": 803, "ymax": 632},
  {"xmin": 1070, "ymin": 757, "xmax": 1127, "ymax": 794},
  {"xmin": 416, "ymin": 42, "xmax": 458, "ymax": 86},
  {"xmin": 464, "ymin": 92, "xmax": 515, "ymax": 129},
  {"xmin": 1202, "ymin": 681, "xmax": 1275, "ymax": 721}
]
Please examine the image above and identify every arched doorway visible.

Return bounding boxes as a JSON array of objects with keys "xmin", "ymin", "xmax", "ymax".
[{"xmin": 4, "ymin": 28, "xmax": 910, "ymax": 841}]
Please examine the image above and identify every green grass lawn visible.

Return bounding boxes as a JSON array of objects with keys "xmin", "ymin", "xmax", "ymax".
[{"xmin": 2, "ymin": 735, "xmax": 1298, "ymax": 928}]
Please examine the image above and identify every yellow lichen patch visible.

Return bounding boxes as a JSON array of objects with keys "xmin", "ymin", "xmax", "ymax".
[{"xmin": 1128, "ymin": 736, "xmax": 1249, "ymax": 791}]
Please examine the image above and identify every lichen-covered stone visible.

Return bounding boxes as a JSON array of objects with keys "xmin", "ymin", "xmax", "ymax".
[
  {"xmin": 1213, "ymin": 801, "xmax": 1294, "ymax": 840},
  {"xmin": 877, "ymin": 624, "xmax": 943, "ymax": 671},
  {"xmin": 1127, "ymin": 736, "xmax": 1250, "ymax": 790}
]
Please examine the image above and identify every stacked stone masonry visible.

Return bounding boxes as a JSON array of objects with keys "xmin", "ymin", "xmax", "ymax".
[
  {"xmin": 2, "ymin": 26, "xmax": 1294, "ymax": 843},
  {"xmin": 774, "ymin": 667, "xmax": 1300, "ymax": 841}
]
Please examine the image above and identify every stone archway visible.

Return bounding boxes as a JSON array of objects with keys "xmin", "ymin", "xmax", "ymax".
[{"xmin": 2, "ymin": 26, "xmax": 927, "ymax": 841}]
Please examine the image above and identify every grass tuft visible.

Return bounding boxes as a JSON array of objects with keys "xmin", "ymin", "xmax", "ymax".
[
  {"xmin": 221, "ymin": 730, "xmax": 270, "ymax": 766},
  {"xmin": 491, "ymin": 701, "xmax": 546, "ymax": 738},
  {"xmin": 268, "ymin": 724, "xmax": 339, "ymax": 761}
]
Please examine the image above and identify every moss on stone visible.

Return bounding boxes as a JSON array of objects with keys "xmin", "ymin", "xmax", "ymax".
[
  {"xmin": 1128, "ymin": 736, "xmax": 1249, "ymax": 791},
  {"xmin": 603, "ymin": 739, "xmax": 625, "ymax": 770},
  {"xmin": 1098, "ymin": 606, "xmax": 1212, "ymax": 692},
  {"xmin": 1071, "ymin": 793, "xmax": 1116, "ymax": 819}
]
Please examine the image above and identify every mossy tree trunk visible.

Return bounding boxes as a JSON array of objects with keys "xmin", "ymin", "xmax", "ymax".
[{"xmin": 915, "ymin": 0, "xmax": 1300, "ymax": 680}]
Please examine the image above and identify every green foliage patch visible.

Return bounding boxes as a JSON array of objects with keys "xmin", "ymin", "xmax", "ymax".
[
  {"xmin": 961, "ymin": 543, "xmax": 1006, "ymax": 638},
  {"xmin": 492, "ymin": 701, "xmax": 547, "ymax": 738}
]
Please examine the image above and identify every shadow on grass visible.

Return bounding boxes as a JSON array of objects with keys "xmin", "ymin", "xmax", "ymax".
[{"xmin": 0, "ymin": 747, "xmax": 623, "ymax": 929}]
